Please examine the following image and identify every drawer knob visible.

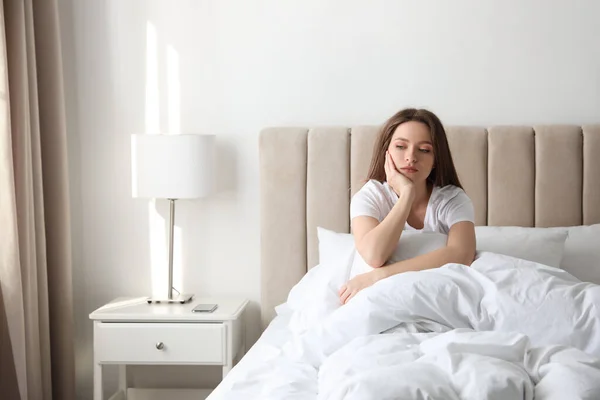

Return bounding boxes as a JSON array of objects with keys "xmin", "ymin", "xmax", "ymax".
[{"xmin": 155, "ymin": 342, "xmax": 165, "ymax": 350}]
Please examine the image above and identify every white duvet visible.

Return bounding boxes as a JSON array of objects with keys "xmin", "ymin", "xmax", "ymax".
[{"xmin": 221, "ymin": 252, "xmax": 600, "ymax": 399}]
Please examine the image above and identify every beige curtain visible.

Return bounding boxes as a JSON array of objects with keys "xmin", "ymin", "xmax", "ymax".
[{"xmin": 0, "ymin": 0, "xmax": 74, "ymax": 399}]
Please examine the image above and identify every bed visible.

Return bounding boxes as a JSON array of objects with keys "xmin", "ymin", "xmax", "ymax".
[{"xmin": 209, "ymin": 124, "xmax": 600, "ymax": 399}]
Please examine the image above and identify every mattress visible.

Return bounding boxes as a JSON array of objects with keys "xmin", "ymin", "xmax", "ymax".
[{"xmin": 207, "ymin": 310, "xmax": 294, "ymax": 399}]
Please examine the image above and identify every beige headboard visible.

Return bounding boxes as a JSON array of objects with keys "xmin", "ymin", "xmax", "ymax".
[{"xmin": 259, "ymin": 125, "xmax": 600, "ymax": 328}]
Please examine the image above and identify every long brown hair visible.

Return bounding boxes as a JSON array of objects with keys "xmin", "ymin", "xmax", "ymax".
[{"xmin": 366, "ymin": 108, "xmax": 463, "ymax": 189}]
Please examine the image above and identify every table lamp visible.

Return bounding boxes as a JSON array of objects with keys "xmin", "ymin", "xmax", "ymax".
[{"xmin": 131, "ymin": 133, "xmax": 215, "ymax": 304}]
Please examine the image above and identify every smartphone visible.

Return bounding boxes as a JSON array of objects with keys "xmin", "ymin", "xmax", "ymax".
[{"xmin": 192, "ymin": 303, "xmax": 218, "ymax": 313}]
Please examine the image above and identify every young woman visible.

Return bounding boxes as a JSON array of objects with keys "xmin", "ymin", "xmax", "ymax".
[{"xmin": 339, "ymin": 108, "xmax": 476, "ymax": 304}]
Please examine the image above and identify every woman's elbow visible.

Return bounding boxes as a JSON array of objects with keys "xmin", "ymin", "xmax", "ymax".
[
  {"xmin": 456, "ymin": 249, "xmax": 476, "ymax": 266},
  {"xmin": 446, "ymin": 245, "xmax": 475, "ymax": 267},
  {"xmin": 367, "ymin": 258, "xmax": 386, "ymax": 268},
  {"xmin": 363, "ymin": 255, "xmax": 386, "ymax": 269},
  {"xmin": 356, "ymin": 249, "xmax": 386, "ymax": 269}
]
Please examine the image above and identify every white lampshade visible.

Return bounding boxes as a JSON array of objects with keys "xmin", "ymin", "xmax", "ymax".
[{"xmin": 131, "ymin": 134, "xmax": 215, "ymax": 199}]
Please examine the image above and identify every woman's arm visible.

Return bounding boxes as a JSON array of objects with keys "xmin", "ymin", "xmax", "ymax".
[
  {"xmin": 353, "ymin": 152, "xmax": 417, "ymax": 268},
  {"xmin": 352, "ymin": 190, "xmax": 415, "ymax": 268},
  {"xmin": 339, "ymin": 221, "xmax": 476, "ymax": 304},
  {"xmin": 379, "ymin": 221, "xmax": 476, "ymax": 278}
]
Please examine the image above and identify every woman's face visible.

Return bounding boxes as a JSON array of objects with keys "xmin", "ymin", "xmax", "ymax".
[{"xmin": 387, "ymin": 121, "xmax": 435, "ymax": 184}]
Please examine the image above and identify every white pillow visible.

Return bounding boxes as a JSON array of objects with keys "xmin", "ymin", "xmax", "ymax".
[
  {"xmin": 350, "ymin": 232, "xmax": 449, "ymax": 279},
  {"xmin": 317, "ymin": 227, "xmax": 356, "ymax": 285},
  {"xmin": 474, "ymin": 226, "xmax": 568, "ymax": 268},
  {"xmin": 285, "ymin": 227, "xmax": 354, "ymax": 333},
  {"xmin": 554, "ymin": 224, "xmax": 600, "ymax": 284},
  {"xmin": 286, "ymin": 227, "xmax": 354, "ymax": 311}
]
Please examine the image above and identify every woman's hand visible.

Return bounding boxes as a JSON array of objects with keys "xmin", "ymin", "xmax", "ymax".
[
  {"xmin": 338, "ymin": 269, "xmax": 385, "ymax": 305},
  {"xmin": 385, "ymin": 151, "xmax": 414, "ymax": 196}
]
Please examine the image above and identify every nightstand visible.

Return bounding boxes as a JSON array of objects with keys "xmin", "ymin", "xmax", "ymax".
[{"xmin": 89, "ymin": 297, "xmax": 249, "ymax": 400}]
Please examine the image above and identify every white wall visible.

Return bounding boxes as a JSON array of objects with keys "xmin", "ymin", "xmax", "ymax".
[{"xmin": 59, "ymin": 0, "xmax": 600, "ymax": 398}]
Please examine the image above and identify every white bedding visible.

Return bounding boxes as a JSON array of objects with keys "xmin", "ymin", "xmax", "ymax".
[
  {"xmin": 211, "ymin": 252, "xmax": 600, "ymax": 399},
  {"xmin": 207, "ymin": 311, "xmax": 294, "ymax": 399}
]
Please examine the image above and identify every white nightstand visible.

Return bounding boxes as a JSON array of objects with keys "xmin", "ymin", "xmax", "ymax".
[{"xmin": 89, "ymin": 297, "xmax": 249, "ymax": 400}]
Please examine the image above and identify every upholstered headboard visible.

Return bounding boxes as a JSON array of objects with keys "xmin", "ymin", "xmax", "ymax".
[{"xmin": 259, "ymin": 125, "xmax": 600, "ymax": 328}]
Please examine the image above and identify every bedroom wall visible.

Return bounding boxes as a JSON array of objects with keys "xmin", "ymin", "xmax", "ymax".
[{"xmin": 58, "ymin": 0, "xmax": 600, "ymax": 398}]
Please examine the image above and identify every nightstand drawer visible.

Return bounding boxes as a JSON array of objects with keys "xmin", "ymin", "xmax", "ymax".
[{"xmin": 94, "ymin": 323, "xmax": 224, "ymax": 364}]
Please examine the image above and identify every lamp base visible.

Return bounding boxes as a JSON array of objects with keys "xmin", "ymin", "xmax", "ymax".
[{"xmin": 146, "ymin": 293, "xmax": 195, "ymax": 304}]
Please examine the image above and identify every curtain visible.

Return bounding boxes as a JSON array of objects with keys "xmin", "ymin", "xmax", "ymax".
[{"xmin": 0, "ymin": 0, "xmax": 74, "ymax": 399}]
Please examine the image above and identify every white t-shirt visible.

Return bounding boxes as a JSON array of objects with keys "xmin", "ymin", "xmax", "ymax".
[{"xmin": 350, "ymin": 180, "xmax": 475, "ymax": 234}]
